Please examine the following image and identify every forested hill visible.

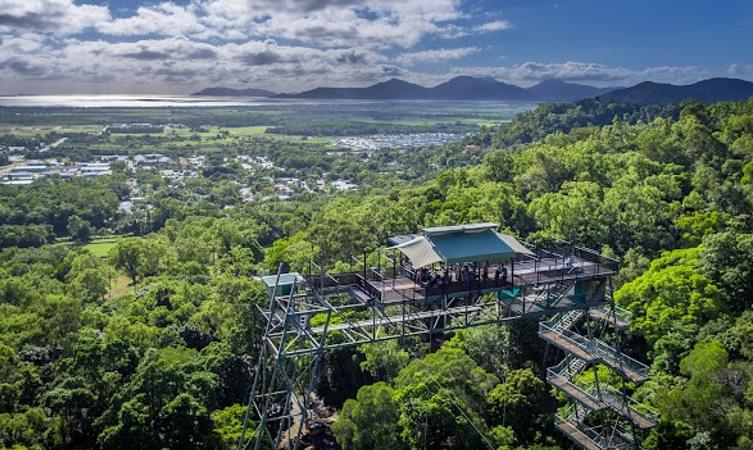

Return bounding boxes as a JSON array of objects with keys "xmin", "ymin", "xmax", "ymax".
[
  {"xmin": 472, "ymin": 98, "xmax": 684, "ymax": 147},
  {"xmin": 2, "ymin": 98, "xmax": 753, "ymax": 449},
  {"xmin": 598, "ymin": 77, "xmax": 753, "ymax": 104}
]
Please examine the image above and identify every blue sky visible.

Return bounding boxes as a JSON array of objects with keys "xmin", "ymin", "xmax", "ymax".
[{"xmin": 0, "ymin": 0, "xmax": 751, "ymax": 94}]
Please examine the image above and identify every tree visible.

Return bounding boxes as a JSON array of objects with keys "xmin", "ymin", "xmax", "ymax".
[
  {"xmin": 656, "ymin": 341, "xmax": 733, "ymax": 446},
  {"xmin": 110, "ymin": 237, "xmax": 174, "ymax": 284},
  {"xmin": 358, "ymin": 340, "xmax": 409, "ymax": 381},
  {"xmin": 110, "ymin": 238, "xmax": 142, "ymax": 284},
  {"xmin": 331, "ymin": 382, "xmax": 405, "ymax": 450},
  {"xmin": 483, "ymin": 149, "xmax": 514, "ymax": 183},
  {"xmin": 67, "ymin": 215, "xmax": 93, "ymax": 242},
  {"xmin": 528, "ymin": 181, "xmax": 606, "ymax": 247},
  {"xmin": 486, "ymin": 368, "xmax": 546, "ymax": 442},
  {"xmin": 65, "ymin": 253, "xmax": 112, "ymax": 302},
  {"xmin": 615, "ymin": 247, "xmax": 722, "ymax": 349},
  {"xmin": 394, "ymin": 347, "xmax": 499, "ymax": 450},
  {"xmin": 209, "ymin": 181, "xmax": 241, "ymax": 207},
  {"xmin": 701, "ymin": 232, "xmax": 753, "ymax": 312},
  {"xmin": 211, "ymin": 404, "xmax": 249, "ymax": 450}
]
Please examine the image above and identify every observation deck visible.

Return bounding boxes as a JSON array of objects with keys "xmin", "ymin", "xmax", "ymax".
[
  {"xmin": 245, "ymin": 223, "xmax": 653, "ymax": 450},
  {"xmin": 258, "ymin": 224, "xmax": 621, "ymax": 358}
]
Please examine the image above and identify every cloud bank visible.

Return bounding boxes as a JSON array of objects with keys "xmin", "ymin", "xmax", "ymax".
[{"xmin": 0, "ymin": 0, "xmax": 741, "ymax": 94}]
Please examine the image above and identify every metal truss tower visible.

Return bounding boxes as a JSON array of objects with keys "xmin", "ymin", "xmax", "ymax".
[{"xmin": 237, "ymin": 241, "xmax": 657, "ymax": 450}]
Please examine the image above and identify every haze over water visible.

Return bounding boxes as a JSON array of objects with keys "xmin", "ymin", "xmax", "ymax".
[
  {"xmin": 0, "ymin": 95, "xmax": 287, "ymax": 108},
  {"xmin": 0, "ymin": 95, "xmax": 539, "ymax": 110}
]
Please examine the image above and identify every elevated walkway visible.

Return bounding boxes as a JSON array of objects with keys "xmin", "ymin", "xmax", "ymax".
[
  {"xmin": 589, "ymin": 304, "xmax": 630, "ymax": 330},
  {"xmin": 555, "ymin": 416, "xmax": 636, "ymax": 450},
  {"xmin": 539, "ymin": 314, "xmax": 649, "ymax": 383},
  {"xmin": 541, "ymin": 304, "xmax": 656, "ymax": 449},
  {"xmin": 555, "ymin": 419, "xmax": 602, "ymax": 450}
]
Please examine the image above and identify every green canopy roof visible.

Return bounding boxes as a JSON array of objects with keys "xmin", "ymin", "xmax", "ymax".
[
  {"xmin": 429, "ymin": 229, "xmax": 518, "ymax": 264},
  {"xmin": 391, "ymin": 223, "xmax": 533, "ymax": 268}
]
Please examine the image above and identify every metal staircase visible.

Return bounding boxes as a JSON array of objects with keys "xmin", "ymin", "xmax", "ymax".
[
  {"xmin": 552, "ymin": 309, "xmax": 586, "ymax": 333},
  {"xmin": 540, "ymin": 303, "xmax": 657, "ymax": 449}
]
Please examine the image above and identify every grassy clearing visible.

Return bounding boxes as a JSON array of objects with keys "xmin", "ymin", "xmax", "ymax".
[
  {"xmin": 108, "ymin": 273, "xmax": 134, "ymax": 299},
  {"xmin": 83, "ymin": 236, "xmax": 128, "ymax": 258},
  {"xmin": 226, "ymin": 126, "xmax": 269, "ymax": 136}
]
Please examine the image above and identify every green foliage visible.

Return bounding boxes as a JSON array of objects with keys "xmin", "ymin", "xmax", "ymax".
[
  {"xmin": 331, "ymin": 382, "xmax": 405, "ymax": 450},
  {"xmin": 700, "ymin": 232, "xmax": 753, "ymax": 312},
  {"xmin": 615, "ymin": 247, "xmax": 722, "ymax": 369},
  {"xmin": 358, "ymin": 340, "xmax": 410, "ymax": 382},
  {"xmin": 486, "ymin": 369, "xmax": 547, "ymax": 442},
  {"xmin": 444, "ymin": 325, "xmax": 516, "ymax": 379},
  {"xmin": 66, "ymin": 215, "xmax": 92, "ymax": 243},
  {"xmin": 210, "ymin": 404, "xmax": 250, "ymax": 450},
  {"xmin": 0, "ymin": 176, "xmax": 123, "ymax": 240},
  {"xmin": 110, "ymin": 237, "xmax": 175, "ymax": 284},
  {"xmin": 2, "ymin": 97, "xmax": 753, "ymax": 449}
]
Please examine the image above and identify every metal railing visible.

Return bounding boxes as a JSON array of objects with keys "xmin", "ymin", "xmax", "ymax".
[
  {"xmin": 539, "ymin": 314, "xmax": 594, "ymax": 356},
  {"xmin": 591, "ymin": 338, "xmax": 650, "ymax": 381},
  {"xmin": 540, "ymin": 314, "xmax": 650, "ymax": 381},
  {"xmin": 600, "ymin": 385, "xmax": 659, "ymax": 426},
  {"xmin": 547, "ymin": 365, "xmax": 603, "ymax": 409},
  {"xmin": 556, "ymin": 407, "xmax": 635, "ymax": 450}
]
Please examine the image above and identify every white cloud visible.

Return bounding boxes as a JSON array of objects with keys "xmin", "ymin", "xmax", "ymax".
[
  {"xmin": 475, "ymin": 20, "xmax": 511, "ymax": 32},
  {"xmin": 429, "ymin": 61, "xmax": 711, "ymax": 87},
  {"xmin": 728, "ymin": 63, "xmax": 753, "ymax": 79},
  {"xmin": 397, "ymin": 47, "xmax": 479, "ymax": 65},
  {"xmin": 98, "ymin": 3, "xmax": 209, "ymax": 38},
  {"xmin": 0, "ymin": 0, "xmax": 110, "ymax": 34},
  {"xmin": 0, "ymin": 0, "xmax": 743, "ymax": 94}
]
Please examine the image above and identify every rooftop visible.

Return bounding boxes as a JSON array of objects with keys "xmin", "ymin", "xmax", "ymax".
[{"xmin": 391, "ymin": 223, "xmax": 533, "ymax": 268}]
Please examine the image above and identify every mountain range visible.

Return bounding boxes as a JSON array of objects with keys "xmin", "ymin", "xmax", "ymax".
[
  {"xmin": 193, "ymin": 76, "xmax": 753, "ymax": 104},
  {"xmin": 597, "ymin": 78, "xmax": 753, "ymax": 104}
]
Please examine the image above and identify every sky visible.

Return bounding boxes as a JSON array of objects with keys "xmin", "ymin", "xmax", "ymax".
[{"xmin": 0, "ymin": 0, "xmax": 752, "ymax": 94}]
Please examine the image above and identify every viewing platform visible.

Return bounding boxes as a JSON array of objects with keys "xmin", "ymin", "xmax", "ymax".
[
  {"xmin": 306, "ymin": 223, "xmax": 618, "ymax": 310},
  {"xmin": 249, "ymin": 223, "xmax": 653, "ymax": 450}
]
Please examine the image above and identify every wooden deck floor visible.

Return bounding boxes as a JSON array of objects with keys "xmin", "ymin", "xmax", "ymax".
[
  {"xmin": 601, "ymin": 394, "xmax": 656, "ymax": 429},
  {"xmin": 539, "ymin": 330, "xmax": 598, "ymax": 362},
  {"xmin": 555, "ymin": 420, "xmax": 602, "ymax": 450},
  {"xmin": 549, "ymin": 376, "xmax": 605, "ymax": 411},
  {"xmin": 599, "ymin": 352, "xmax": 649, "ymax": 384}
]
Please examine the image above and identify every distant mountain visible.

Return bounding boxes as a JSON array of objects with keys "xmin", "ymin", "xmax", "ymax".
[
  {"xmin": 279, "ymin": 78, "xmax": 430, "ymax": 100},
  {"xmin": 526, "ymin": 79, "xmax": 618, "ymax": 102},
  {"xmin": 430, "ymin": 76, "xmax": 534, "ymax": 100},
  {"xmin": 280, "ymin": 76, "xmax": 538, "ymax": 101},
  {"xmin": 194, "ymin": 77, "xmax": 753, "ymax": 103},
  {"xmin": 192, "ymin": 87, "xmax": 275, "ymax": 97},
  {"xmin": 598, "ymin": 78, "xmax": 753, "ymax": 104}
]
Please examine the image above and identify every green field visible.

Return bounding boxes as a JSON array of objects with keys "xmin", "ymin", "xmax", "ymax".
[{"xmin": 83, "ymin": 235, "xmax": 129, "ymax": 257}]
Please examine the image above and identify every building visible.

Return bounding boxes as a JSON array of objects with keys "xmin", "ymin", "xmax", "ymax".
[{"xmin": 134, "ymin": 154, "xmax": 171, "ymax": 166}]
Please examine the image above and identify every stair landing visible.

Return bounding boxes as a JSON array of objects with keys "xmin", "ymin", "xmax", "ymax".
[
  {"xmin": 539, "ymin": 330, "xmax": 598, "ymax": 363},
  {"xmin": 555, "ymin": 420, "xmax": 601, "ymax": 450},
  {"xmin": 548, "ymin": 376, "xmax": 605, "ymax": 411}
]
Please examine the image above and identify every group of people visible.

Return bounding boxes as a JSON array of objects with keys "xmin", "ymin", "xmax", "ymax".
[{"xmin": 411, "ymin": 262, "xmax": 508, "ymax": 288}]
